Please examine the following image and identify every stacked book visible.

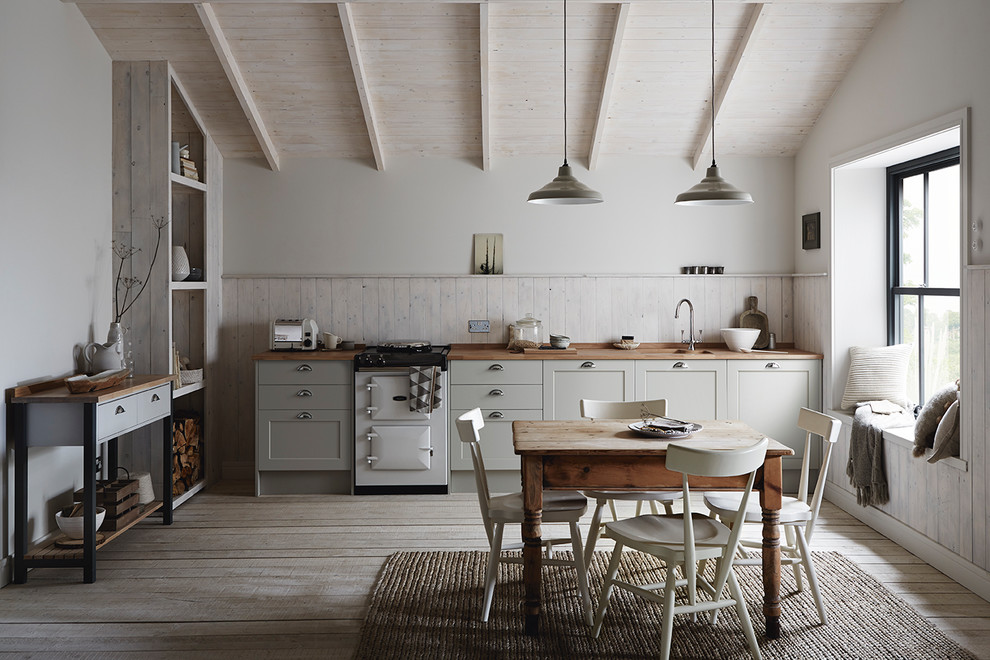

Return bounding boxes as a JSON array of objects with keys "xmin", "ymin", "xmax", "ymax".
[{"xmin": 180, "ymin": 156, "xmax": 199, "ymax": 181}]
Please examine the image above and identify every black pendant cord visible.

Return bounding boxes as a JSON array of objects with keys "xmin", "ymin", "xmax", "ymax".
[
  {"xmin": 710, "ymin": 0, "xmax": 717, "ymax": 169},
  {"xmin": 562, "ymin": 0, "xmax": 569, "ymax": 167}
]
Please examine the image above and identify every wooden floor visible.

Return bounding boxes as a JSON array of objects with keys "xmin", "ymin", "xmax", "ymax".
[{"xmin": 3, "ymin": 481, "xmax": 990, "ymax": 658}]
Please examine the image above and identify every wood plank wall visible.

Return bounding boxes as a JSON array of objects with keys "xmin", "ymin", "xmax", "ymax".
[
  {"xmin": 217, "ymin": 274, "xmax": 816, "ymax": 477},
  {"xmin": 824, "ymin": 267, "xmax": 988, "ymax": 573}
]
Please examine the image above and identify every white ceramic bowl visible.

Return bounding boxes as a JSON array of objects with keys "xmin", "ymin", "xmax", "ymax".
[
  {"xmin": 721, "ymin": 328, "xmax": 761, "ymax": 352},
  {"xmin": 55, "ymin": 506, "xmax": 106, "ymax": 539}
]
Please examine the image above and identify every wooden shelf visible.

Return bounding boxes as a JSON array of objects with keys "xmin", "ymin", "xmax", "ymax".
[
  {"xmin": 172, "ymin": 479, "xmax": 206, "ymax": 509},
  {"xmin": 174, "ymin": 380, "xmax": 205, "ymax": 399},
  {"xmin": 170, "ymin": 172, "xmax": 206, "ymax": 193},
  {"xmin": 25, "ymin": 501, "xmax": 163, "ymax": 560},
  {"xmin": 171, "ymin": 280, "xmax": 207, "ymax": 291}
]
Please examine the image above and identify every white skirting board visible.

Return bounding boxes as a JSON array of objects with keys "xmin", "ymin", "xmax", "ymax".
[{"xmin": 825, "ymin": 483, "xmax": 990, "ymax": 602}]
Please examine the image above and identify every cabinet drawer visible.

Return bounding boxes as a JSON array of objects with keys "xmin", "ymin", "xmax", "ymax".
[
  {"xmin": 256, "ymin": 410, "xmax": 351, "ymax": 471},
  {"xmin": 257, "ymin": 360, "xmax": 350, "ymax": 385},
  {"xmin": 450, "ymin": 408, "xmax": 542, "ymax": 470},
  {"xmin": 258, "ymin": 384, "xmax": 351, "ymax": 410},
  {"xmin": 450, "ymin": 360, "xmax": 542, "ymax": 385},
  {"xmin": 450, "ymin": 384, "xmax": 543, "ymax": 410},
  {"xmin": 97, "ymin": 394, "xmax": 138, "ymax": 441},
  {"xmin": 136, "ymin": 384, "xmax": 172, "ymax": 423}
]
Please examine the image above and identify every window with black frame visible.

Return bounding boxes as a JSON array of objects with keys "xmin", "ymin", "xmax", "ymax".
[{"xmin": 887, "ymin": 147, "xmax": 961, "ymax": 405}]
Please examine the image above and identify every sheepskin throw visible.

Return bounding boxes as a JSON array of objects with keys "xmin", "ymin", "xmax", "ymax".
[
  {"xmin": 847, "ymin": 404, "xmax": 916, "ymax": 507},
  {"xmin": 913, "ymin": 382, "xmax": 960, "ymax": 457}
]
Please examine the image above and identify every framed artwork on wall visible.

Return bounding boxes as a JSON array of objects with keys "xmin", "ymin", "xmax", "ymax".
[
  {"xmin": 802, "ymin": 212, "xmax": 821, "ymax": 250},
  {"xmin": 474, "ymin": 233, "xmax": 503, "ymax": 274}
]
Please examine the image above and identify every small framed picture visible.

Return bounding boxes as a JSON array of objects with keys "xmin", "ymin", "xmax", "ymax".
[
  {"xmin": 474, "ymin": 233, "xmax": 503, "ymax": 274},
  {"xmin": 802, "ymin": 212, "xmax": 821, "ymax": 250}
]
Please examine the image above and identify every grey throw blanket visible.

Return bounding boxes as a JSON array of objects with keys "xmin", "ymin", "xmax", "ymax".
[{"xmin": 846, "ymin": 404, "xmax": 915, "ymax": 507}]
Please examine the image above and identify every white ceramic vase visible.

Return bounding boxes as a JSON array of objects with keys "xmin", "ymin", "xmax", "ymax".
[{"xmin": 172, "ymin": 246, "xmax": 190, "ymax": 281}]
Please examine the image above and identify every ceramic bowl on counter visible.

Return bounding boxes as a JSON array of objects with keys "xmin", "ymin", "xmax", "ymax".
[
  {"xmin": 721, "ymin": 328, "xmax": 761, "ymax": 352},
  {"xmin": 549, "ymin": 334, "xmax": 570, "ymax": 348}
]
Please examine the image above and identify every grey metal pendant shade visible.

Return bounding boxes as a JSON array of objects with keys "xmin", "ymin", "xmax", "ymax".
[
  {"xmin": 675, "ymin": 0, "xmax": 753, "ymax": 207},
  {"xmin": 528, "ymin": 162, "xmax": 603, "ymax": 205},
  {"xmin": 528, "ymin": 0, "xmax": 603, "ymax": 205}
]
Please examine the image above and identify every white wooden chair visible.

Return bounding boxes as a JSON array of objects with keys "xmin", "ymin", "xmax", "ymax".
[
  {"xmin": 455, "ymin": 408, "xmax": 593, "ymax": 624},
  {"xmin": 703, "ymin": 407, "xmax": 841, "ymax": 625},
  {"xmin": 580, "ymin": 398, "xmax": 683, "ymax": 567},
  {"xmin": 591, "ymin": 438, "xmax": 769, "ymax": 660}
]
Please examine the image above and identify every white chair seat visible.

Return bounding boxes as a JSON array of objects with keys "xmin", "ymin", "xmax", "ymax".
[
  {"xmin": 489, "ymin": 490, "xmax": 588, "ymax": 524},
  {"xmin": 606, "ymin": 513, "xmax": 730, "ymax": 553},
  {"xmin": 704, "ymin": 492, "xmax": 813, "ymax": 525}
]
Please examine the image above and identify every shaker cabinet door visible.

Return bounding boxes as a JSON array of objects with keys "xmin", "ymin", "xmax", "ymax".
[
  {"xmin": 543, "ymin": 360, "xmax": 635, "ymax": 420},
  {"xmin": 635, "ymin": 360, "xmax": 727, "ymax": 421}
]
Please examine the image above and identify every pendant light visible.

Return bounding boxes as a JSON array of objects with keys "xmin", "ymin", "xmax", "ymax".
[
  {"xmin": 528, "ymin": 0, "xmax": 603, "ymax": 205},
  {"xmin": 675, "ymin": 0, "xmax": 753, "ymax": 206}
]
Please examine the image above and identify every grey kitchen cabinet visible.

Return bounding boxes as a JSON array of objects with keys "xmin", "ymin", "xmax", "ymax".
[
  {"xmin": 542, "ymin": 360, "xmax": 635, "ymax": 420},
  {"xmin": 255, "ymin": 359, "xmax": 353, "ymax": 495},
  {"xmin": 636, "ymin": 360, "xmax": 727, "ymax": 421},
  {"xmin": 449, "ymin": 360, "xmax": 543, "ymax": 471},
  {"xmin": 726, "ymin": 359, "xmax": 823, "ymax": 471}
]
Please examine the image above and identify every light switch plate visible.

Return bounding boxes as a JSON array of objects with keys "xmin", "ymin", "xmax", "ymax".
[{"xmin": 468, "ymin": 319, "xmax": 491, "ymax": 333}]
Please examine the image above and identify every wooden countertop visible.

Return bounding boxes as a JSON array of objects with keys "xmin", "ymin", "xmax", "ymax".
[
  {"xmin": 448, "ymin": 343, "xmax": 822, "ymax": 360},
  {"xmin": 9, "ymin": 374, "xmax": 174, "ymax": 404}
]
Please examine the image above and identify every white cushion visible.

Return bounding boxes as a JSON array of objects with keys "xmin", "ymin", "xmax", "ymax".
[
  {"xmin": 704, "ymin": 491, "xmax": 813, "ymax": 525},
  {"xmin": 840, "ymin": 344, "xmax": 913, "ymax": 410}
]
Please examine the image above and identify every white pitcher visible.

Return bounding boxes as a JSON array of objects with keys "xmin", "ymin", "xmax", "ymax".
[{"xmin": 84, "ymin": 323, "xmax": 126, "ymax": 374}]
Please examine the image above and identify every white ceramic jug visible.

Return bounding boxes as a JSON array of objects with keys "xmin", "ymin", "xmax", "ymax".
[{"xmin": 84, "ymin": 323, "xmax": 126, "ymax": 374}]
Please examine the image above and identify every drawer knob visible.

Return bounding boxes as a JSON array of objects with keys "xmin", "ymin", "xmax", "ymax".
[
  {"xmin": 115, "ymin": 405, "xmax": 126, "ymax": 415},
  {"xmin": 765, "ymin": 362, "xmax": 781, "ymax": 369},
  {"xmin": 296, "ymin": 412, "xmax": 312, "ymax": 420},
  {"xmin": 580, "ymin": 361, "xmax": 596, "ymax": 369},
  {"xmin": 488, "ymin": 364, "xmax": 504, "ymax": 371},
  {"xmin": 151, "ymin": 393, "xmax": 160, "ymax": 403},
  {"xmin": 297, "ymin": 389, "xmax": 313, "ymax": 397},
  {"xmin": 488, "ymin": 411, "xmax": 505, "ymax": 419},
  {"xmin": 673, "ymin": 362, "xmax": 688, "ymax": 369},
  {"xmin": 296, "ymin": 364, "xmax": 313, "ymax": 372},
  {"xmin": 489, "ymin": 389, "xmax": 504, "ymax": 397}
]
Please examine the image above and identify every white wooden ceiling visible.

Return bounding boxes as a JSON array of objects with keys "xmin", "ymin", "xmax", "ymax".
[{"xmin": 70, "ymin": 0, "xmax": 896, "ymax": 172}]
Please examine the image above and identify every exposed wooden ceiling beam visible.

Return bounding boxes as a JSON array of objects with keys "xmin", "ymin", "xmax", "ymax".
[
  {"xmin": 589, "ymin": 2, "xmax": 630, "ymax": 171},
  {"xmin": 195, "ymin": 3, "xmax": 280, "ymax": 172},
  {"xmin": 338, "ymin": 3, "xmax": 385, "ymax": 171},
  {"xmin": 480, "ymin": 4, "xmax": 491, "ymax": 172},
  {"xmin": 690, "ymin": 2, "xmax": 768, "ymax": 170}
]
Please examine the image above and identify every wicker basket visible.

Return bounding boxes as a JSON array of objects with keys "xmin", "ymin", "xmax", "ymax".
[{"xmin": 179, "ymin": 368, "xmax": 203, "ymax": 386}]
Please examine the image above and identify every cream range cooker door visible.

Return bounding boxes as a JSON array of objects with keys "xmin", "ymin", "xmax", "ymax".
[
  {"xmin": 367, "ymin": 426, "xmax": 433, "ymax": 470},
  {"xmin": 369, "ymin": 375, "xmax": 433, "ymax": 420}
]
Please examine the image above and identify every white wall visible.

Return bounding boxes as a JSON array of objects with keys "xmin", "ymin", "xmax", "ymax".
[
  {"xmin": 0, "ymin": 0, "xmax": 111, "ymax": 580},
  {"xmin": 224, "ymin": 155, "xmax": 795, "ymax": 276}
]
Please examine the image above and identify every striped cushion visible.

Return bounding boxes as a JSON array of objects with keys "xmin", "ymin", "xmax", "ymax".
[{"xmin": 840, "ymin": 344, "xmax": 913, "ymax": 410}]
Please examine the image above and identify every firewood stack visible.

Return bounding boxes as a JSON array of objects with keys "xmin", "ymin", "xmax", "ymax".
[{"xmin": 172, "ymin": 413, "xmax": 202, "ymax": 496}]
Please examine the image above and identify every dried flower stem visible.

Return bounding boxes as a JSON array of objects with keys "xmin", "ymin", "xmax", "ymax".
[{"xmin": 114, "ymin": 216, "xmax": 168, "ymax": 323}]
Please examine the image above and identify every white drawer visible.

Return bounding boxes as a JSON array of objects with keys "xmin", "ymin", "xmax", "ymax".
[
  {"xmin": 136, "ymin": 384, "xmax": 172, "ymax": 423},
  {"xmin": 450, "ymin": 360, "xmax": 542, "ymax": 385},
  {"xmin": 450, "ymin": 384, "xmax": 543, "ymax": 410},
  {"xmin": 450, "ymin": 408, "xmax": 542, "ymax": 470},
  {"xmin": 257, "ymin": 360, "xmax": 350, "ymax": 385},
  {"xmin": 97, "ymin": 394, "xmax": 138, "ymax": 441},
  {"xmin": 258, "ymin": 384, "xmax": 352, "ymax": 410}
]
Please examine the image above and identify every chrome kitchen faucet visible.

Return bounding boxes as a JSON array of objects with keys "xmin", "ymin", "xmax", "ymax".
[{"xmin": 675, "ymin": 298, "xmax": 698, "ymax": 351}]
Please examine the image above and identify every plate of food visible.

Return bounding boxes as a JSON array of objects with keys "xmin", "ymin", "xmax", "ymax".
[{"xmin": 628, "ymin": 420, "xmax": 703, "ymax": 439}]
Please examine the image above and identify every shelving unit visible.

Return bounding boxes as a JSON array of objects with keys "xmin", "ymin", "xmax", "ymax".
[{"xmin": 111, "ymin": 61, "xmax": 221, "ymax": 508}]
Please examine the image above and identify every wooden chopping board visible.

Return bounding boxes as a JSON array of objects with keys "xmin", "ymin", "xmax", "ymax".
[{"xmin": 739, "ymin": 296, "xmax": 770, "ymax": 349}]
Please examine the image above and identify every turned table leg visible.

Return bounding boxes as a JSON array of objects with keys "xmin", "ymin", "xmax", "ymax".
[
  {"xmin": 761, "ymin": 456, "xmax": 784, "ymax": 639},
  {"xmin": 521, "ymin": 455, "xmax": 543, "ymax": 636}
]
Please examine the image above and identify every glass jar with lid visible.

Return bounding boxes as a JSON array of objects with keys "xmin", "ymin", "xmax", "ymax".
[{"xmin": 509, "ymin": 314, "xmax": 543, "ymax": 350}]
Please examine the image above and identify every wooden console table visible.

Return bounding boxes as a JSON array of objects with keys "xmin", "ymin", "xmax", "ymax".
[{"xmin": 8, "ymin": 375, "xmax": 175, "ymax": 583}]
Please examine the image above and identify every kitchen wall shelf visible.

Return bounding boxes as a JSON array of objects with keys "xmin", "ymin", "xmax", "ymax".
[{"xmin": 111, "ymin": 61, "xmax": 221, "ymax": 507}]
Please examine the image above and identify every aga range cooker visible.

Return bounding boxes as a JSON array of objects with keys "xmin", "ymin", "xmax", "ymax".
[{"xmin": 353, "ymin": 341, "xmax": 450, "ymax": 494}]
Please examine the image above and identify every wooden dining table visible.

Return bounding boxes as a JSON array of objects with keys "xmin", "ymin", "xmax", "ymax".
[{"xmin": 512, "ymin": 418, "xmax": 793, "ymax": 639}]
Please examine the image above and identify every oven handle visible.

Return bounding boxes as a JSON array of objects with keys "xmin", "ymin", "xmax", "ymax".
[
  {"xmin": 365, "ymin": 383, "xmax": 379, "ymax": 391},
  {"xmin": 365, "ymin": 406, "xmax": 378, "ymax": 415}
]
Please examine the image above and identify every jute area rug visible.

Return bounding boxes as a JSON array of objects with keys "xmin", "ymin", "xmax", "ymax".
[{"xmin": 354, "ymin": 550, "xmax": 976, "ymax": 659}]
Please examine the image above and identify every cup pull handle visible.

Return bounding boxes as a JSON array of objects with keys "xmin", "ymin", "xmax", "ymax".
[
  {"xmin": 296, "ymin": 412, "xmax": 312, "ymax": 420},
  {"xmin": 297, "ymin": 389, "xmax": 313, "ymax": 397},
  {"xmin": 673, "ymin": 361, "xmax": 688, "ymax": 369},
  {"xmin": 489, "ymin": 389, "xmax": 504, "ymax": 397},
  {"xmin": 115, "ymin": 405, "xmax": 126, "ymax": 415},
  {"xmin": 151, "ymin": 393, "xmax": 160, "ymax": 402},
  {"xmin": 296, "ymin": 364, "xmax": 313, "ymax": 372},
  {"xmin": 488, "ymin": 411, "xmax": 505, "ymax": 419},
  {"xmin": 488, "ymin": 364, "xmax": 504, "ymax": 371},
  {"xmin": 765, "ymin": 362, "xmax": 781, "ymax": 369},
  {"xmin": 580, "ymin": 361, "xmax": 596, "ymax": 369}
]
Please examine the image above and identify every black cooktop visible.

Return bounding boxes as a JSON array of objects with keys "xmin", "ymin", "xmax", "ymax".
[{"xmin": 355, "ymin": 343, "xmax": 450, "ymax": 370}]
